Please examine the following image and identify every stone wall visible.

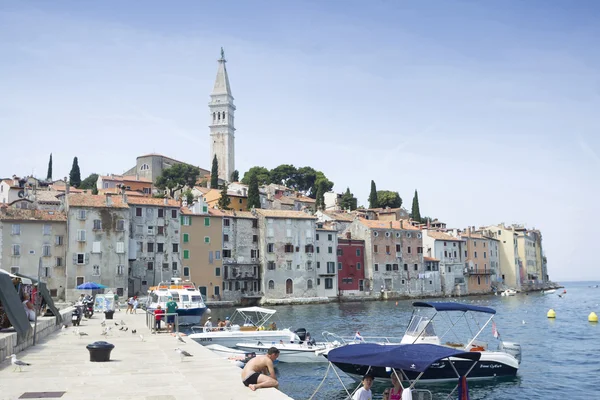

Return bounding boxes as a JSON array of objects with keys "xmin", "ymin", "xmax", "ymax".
[{"xmin": 0, "ymin": 307, "xmax": 72, "ymax": 361}]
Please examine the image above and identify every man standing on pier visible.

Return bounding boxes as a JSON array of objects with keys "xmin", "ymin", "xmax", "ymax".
[{"xmin": 241, "ymin": 347, "xmax": 280, "ymax": 391}]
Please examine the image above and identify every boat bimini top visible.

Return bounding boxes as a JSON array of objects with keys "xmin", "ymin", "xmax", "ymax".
[
  {"xmin": 319, "ymin": 343, "xmax": 481, "ymax": 399},
  {"xmin": 412, "ymin": 301, "xmax": 496, "ymax": 315}
]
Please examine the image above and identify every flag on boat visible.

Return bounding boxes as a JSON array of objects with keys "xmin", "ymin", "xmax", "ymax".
[
  {"xmin": 354, "ymin": 331, "xmax": 364, "ymax": 342},
  {"xmin": 492, "ymin": 321, "xmax": 500, "ymax": 339}
]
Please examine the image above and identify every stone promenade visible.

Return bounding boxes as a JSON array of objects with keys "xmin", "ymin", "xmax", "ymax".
[{"xmin": 0, "ymin": 310, "xmax": 292, "ymax": 400}]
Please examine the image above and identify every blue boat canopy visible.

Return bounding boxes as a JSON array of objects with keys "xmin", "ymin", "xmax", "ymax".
[
  {"xmin": 413, "ymin": 301, "xmax": 496, "ymax": 315},
  {"xmin": 327, "ymin": 343, "xmax": 481, "ymax": 373}
]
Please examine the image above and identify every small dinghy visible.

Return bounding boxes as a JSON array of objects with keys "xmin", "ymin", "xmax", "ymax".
[{"xmin": 236, "ymin": 340, "xmax": 329, "ymax": 363}]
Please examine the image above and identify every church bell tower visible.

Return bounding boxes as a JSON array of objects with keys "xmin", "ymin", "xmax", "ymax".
[{"xmin": 209, "ymin": 47, "xmax": 236, "ymax": 181}]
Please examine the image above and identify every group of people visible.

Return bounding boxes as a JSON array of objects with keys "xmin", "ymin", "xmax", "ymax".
[
  {"xmin": 352, "ymin": 372, "xmax": 403, "ymax": 400},
  {"xmin": 203, "ymin": 316, "xmax": 231, "ymax": 331},
  {"xmin": 153, "ymin": 296, "xmax": 177, "ymax": 333},
  {"xmin": 125, "ymin": 296, "xmax": 139, "ymax": 314}
]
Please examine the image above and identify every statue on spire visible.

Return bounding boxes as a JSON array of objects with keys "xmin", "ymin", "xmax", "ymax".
[{"xmin": 220, "ymin": 47, "xmax": 225, "ymax": 61}]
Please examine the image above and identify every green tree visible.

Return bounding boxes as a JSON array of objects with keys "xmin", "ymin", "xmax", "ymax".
[
  {"xmin": 377, "ymin": 190, "xmax": 402, "ymax": 208},
  {"xmin": 314, "ymin": 179, "xmax": 330, "ymax": 210},
  {"xmin": 182, "ymin": 189, "xmax": 194, "ymax": 205},
  {"xmin": 295, "ymin": 166, "xmax": 317, "ymax": 194},
  {"xmin": 79, "ymin": 173, "xmax": 99, "ymax": 190},
  {"xmin": 69, "ymin": 157, "xmax": 81, "ymax": 188},
  {"xmin": 155, "ymin": 164, "xmax": 201, "ymax": 198},
  {"xmin": 210, "ymin": 155, "xmax": 219, "ymax": 188},
  {"xmin": 92, "ymin": 187, "xmax": 98, "ymax": 195},
  {"xmin": 247, "ymin": 174, "xmax": 260, "ymax": 209},
  {"xmin": 340, "ymin": 187, "xmax": 358, "ymax": 211},
  {"xmin": 217, "ymin": 184, "xmax": 231, "ymax": 210},
  {"xmin": 230, "ymin": 170, "xmax": 239, "ymax": 182},
  {"xmin": 311, "ymin": 171, "xmax": 334, "ymax": 199},
  {"xmin": 46, "ymin": 153, "xmax": 52, "ymax": 181},
  {"xmin": 241, "ymin": 166, "xmax": 270, "ymax": 186},
  {"xmin": 269, "ymin": 164, "xmax": 297, "ymax": 186},
  {"xmin": 411, "ymin": 189, "xmax": 421, "ymax": 222},
  {"xmin": 368, "ymin": 180, "xmax": 378, "ymax": 209}
]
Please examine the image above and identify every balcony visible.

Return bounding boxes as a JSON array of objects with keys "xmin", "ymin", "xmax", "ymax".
[{"xmin": 464, "ymin": 267, "xmax": 495, "ymax": 276}]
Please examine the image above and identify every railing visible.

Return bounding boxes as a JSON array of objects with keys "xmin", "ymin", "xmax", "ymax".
[
  {"xmin": 145, "ymin": 310, "xmax": 179, "ymax": 335},
  {"xmin": 465, "ymin": 268, "xmax": 495, "ymax": 276},
  {"xmin": 322, "ymin": 330, "xmax": 400, "ymax": 345}
]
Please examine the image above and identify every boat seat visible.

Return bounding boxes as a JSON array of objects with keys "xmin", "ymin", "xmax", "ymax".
[
  {"xmin": 239, "ymin": 326, "xmax": 259, "ymax": 332},
  {"xmin": 445, "ymin": 342, "xmax": 464, "ymax": 348},
  {"xmin": 410, "ymin": 389, "xmax": 432, "ymax": 400}
]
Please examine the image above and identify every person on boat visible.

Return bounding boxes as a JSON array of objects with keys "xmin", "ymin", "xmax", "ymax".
[
  {"xmin": 241, "ymin": 347, "xmax": 280, "ymax": 391},
  {"xmin": 22, "ymin": 294, "xmax": 36, "ymax": 321},
  {"xmin": 224, "ymin": 316, "xmax": 231, "ymax": 329},
  {"xmin": 165, "ymin": 296, "xmax": 178, "ymax": 333},
  {"xmin": 387, "ymin": 371, "xmax": 403, "ymax": 400},
  {"xmin": 352, "ymin": 373, "xmax": 374, "ymax": 400},
  {"xmin": 269, "ymin": 321, "xmax": 277, "ymax": 331},
  {"xmin": 204, "ymin": 316, "xmax": 213, "ymax": 332},
  {"xmin": 217, "ymin": 318, "xmax": 226, "ymax": 330}
]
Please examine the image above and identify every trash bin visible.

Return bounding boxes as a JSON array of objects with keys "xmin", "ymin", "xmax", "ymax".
[
  {"xmin": 86, "ymin": 341, "xmax": 115, "ymax": 362},
  {"xmin": 104, "ymin": 310, "xmax": 115, "ymax": 320}
]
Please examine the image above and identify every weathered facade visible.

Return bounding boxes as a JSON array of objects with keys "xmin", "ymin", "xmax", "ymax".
[
  {"xmin": 458, "ymin": 230, "xmax": 496, "ymax": 294},
  {"xmin": 255, "ymin": 209, "xmax": 318, "ymax": 300},
  {"xmin": 516, "ymin": 228, "xmax": 539, "ymax": 284},
  {"xmin": 422, "ymin": 230, "xmax": 466, "ymax": 296},
  {"xmin": 127, "ymin": 197, "xmax": 181, "ymax": 296},
  {"xmin": 337, "ymin": 235, "xmax": 366, "ymax": 295},
  {"xmin": 124, "ymin": 154, "xmax": 209, "ymax": 187},
  {"xmin": 180, "ymin": 202, "xmax": 223, "ymax": 299},
  {"xmin": 483, "ymin": 224, "xmax": 521, "ymax": 289},
  {"xmin": 66, "ymin": 194, "xmax": 130, "ymax": 301},
  {"xmin": 0, "ymin": 207, "xmax": 67, "ymax": 299},
  {"xmin": 218, "ymin": 210, "xmax": 260, "ymax": 303},
  {"xmin": 315, "ymin": 226, "xmax": 338, "ymax": 298}
]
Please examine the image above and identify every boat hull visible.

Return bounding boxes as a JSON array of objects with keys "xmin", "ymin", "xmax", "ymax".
[
  {"xmin": 189, "ymin": 329, "xmax": 299, "ymax": 348},
  {"xmin": 328, "ymin": 349, "xmax": 519, "ymax": 382},
  {"xmin": 236, "ymin": 342, "xmax": 327, "ymax": 363},
  {"xmin": 148, "ymin": 306, "xmax": 207, "ymax": 326}
]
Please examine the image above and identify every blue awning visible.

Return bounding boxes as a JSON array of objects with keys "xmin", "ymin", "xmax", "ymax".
[
  {"xmin": 327, "ymin": 343, "xmax": 481, "ymax": 373},
  {"xmin": 412, "ymin": 301, "xmax": 496, "ymax": 315}
]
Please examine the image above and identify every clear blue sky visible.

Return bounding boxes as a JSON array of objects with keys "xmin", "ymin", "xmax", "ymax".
[{"xmin": 1, "ymin": 1, "xmax": 599, "ymax": 281}]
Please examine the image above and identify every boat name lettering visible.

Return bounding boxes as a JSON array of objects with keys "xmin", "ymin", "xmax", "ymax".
[
  {"xmin": 479, "ymin": 364, "xmax": 502, "ymax": 369},
  {"xmin": 199, "ymin": 338, "xmax": 213, "ymax": 342}
]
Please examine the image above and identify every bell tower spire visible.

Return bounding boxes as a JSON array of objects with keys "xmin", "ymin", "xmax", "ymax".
[{"xmin": 209, "ymin": 47, "xmax": 236, "ymax": 181}]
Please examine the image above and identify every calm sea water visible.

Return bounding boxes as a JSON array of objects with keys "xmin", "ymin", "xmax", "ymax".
[{"xmin": 202, "ymin": 281, "xmax": 600, "ymax": 400}]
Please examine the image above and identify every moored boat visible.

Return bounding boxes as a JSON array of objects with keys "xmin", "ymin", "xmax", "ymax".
[
  {"xmin": 236, "ymin": 340, "xmax": 330, "ymax": 363},
  {"xmin": 188, "ymin": 306, "xmax": 301, "ymax": 348},
  {"xmin": 501, "ymin": 288, "xmax": 517, "ymax": 296},
  {"xmin": 146, "ymin": 278, "xmax": 208, "ymax": 326}
]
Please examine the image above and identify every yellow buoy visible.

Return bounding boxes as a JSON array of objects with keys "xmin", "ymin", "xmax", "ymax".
[
  {"xmin": 589, "ymin": 312, "xmax": 598, "ymax": 323},
  {"xmin": 547, "ymin": 309, "xmax": 556, "ymax": 318}
]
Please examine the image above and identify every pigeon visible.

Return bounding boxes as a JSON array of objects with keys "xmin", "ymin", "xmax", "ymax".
[
  {"xmin": 139, "ymin": 334, "xmax": 145, "ymax": 342},
  {"xmin": 123, "ymin": 327, "xmax": 128, "ymax": 332},
  {"xmin": 132, "ymin": 329, "xmax": 137, "ymax": 334},
  {"xmin": 175, "ymin": 348, "xmax": 193, "ymax": 361},
  {"xmin": 176, "ymin": 333, "xmax": 186, "ymax": 344},
  {"xmin": 7, "ymin": 354, "xmax": 31, "ymax": 372},
  {"xmin": 119, "ymin": 327, "xmax": 124, "ymax": 331},
  {"xmin": 114, "ymin": 322, "xmax": 120, "ymax": 326},
  {"xmin": 100, "ymin": 320, "xmax": 106, "ymax": 327},
  {"xmin": 101, "ymin": 330, "xmax": 108, "ymax": 336},
  {"xmin": 76, "ymin": 329, "xmax": 88, "ymax": 338},
  {"xmin": 120, "ymin": 320, "xmax": 126, "ymax": 326}
]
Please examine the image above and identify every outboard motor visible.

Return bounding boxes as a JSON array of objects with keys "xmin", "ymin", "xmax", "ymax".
[
  {"xmin": 294, "ymin": 328, "xmax": 307, "ymax": 343},
  {"xmin": 499, "ymin": 341, "xmax": 522, "ymax": 364}
]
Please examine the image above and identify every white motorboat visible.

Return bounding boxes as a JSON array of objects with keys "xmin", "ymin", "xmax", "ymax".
[
  {"xmin": 205, "ymin": 344, "xmax": 257, "ymax": 368},
  {"xmin": 542, "ymin": 289, "xmax": 556, "ymax": 295},
  {"xmin": 501, "ymin": 288, "xmax": 517, "ymax": 296},
  {"xmin": 188, "ymin": 306, "xmax": 301, "ymax": 348},
  {"xmin": 146, "ymin": 278, "xmax": 208, "ymax": 326},
  {"xmin": 236, "ymin": 340, "xmax": 330, "ymax": 363}
]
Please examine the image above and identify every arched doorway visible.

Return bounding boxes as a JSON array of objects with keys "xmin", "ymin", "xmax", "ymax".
[{"xmin": 286, "ymin": 279, "xmax": 293, "ymax": 294}]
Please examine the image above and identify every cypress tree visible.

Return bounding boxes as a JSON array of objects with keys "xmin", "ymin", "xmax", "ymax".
[
  {"xmin": 210, "ymin": 155, "xmax": 219, "ymax": 188},
  {"xmin": 247, "ymin": 174, "xmax": 260, "ymax": 209},
  {"xmin": 217, "ymin": 183, "xmax": 231, "ymax": 210},
  {"xmin": 46, "ymin": 153, "xmax": 53, "ymax": 181},
  {"xmin": 368, "ymin": 180, "xmax": 379, "ymax": 209},
  {"xmin": 230, "ymin": 170, "xmax": 239, "ymax": 182},
  {"xmin": 69, "ymin": 157, "xmax": 81, "ymax": 188},
  {"xmin": 411, "ymin": 189, "xmax": 421, "ymax": 222}
]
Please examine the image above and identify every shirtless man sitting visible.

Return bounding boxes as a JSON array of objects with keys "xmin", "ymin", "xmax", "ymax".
[{"xmin": 241, "ymin": 347, "xmax": 280, "ymax": 391}]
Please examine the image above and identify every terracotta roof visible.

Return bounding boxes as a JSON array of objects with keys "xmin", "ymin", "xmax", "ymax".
[
  {"xmin": 424, "ymin": 256, "xmax": 440, "ymax": 262},
  {"xmin": 193, "ymin": 186, "xmax": 211, "ymax": 195},
  {"xmin": 0, "ymin": 208, "xmax": 67, "ymax": 222},
  {"xmin": 35, "ymin": 190, "xmax": 61, "ymax": 203},
  {"xmin": 358, "ymin": 218, "xmax": 421, "ymax": 231},
  {"xmin": 275, "ymin": 197, "xmax": 295, "ymax": 205},
  {"xmin": 255, "ymin": 209, "xmax": 316, "ymax": 220},
  {"xmin": 425, "ymin": 231, "xmax": 463, "ymax": 241},
  {"xmin": 68, "ymin": 194, "xmax": 129, "ymax": 209},
  {"xmin": 210, "ymin": 209, "xmax": 256, "ymax": 219},
  {"xmin": 135, "ymin": 153, "xmax": 210, "ymax": 173},
  {"xmin": 97, "ymin": 189, "xmax": 146, "ymax": 197},
  {"xmin": 321, "ymin": 211, "xmax": 356, "ymax": 222},
  {"xmin": 289, "ymin": 195, "xmax": 316, "ymax": 203},
  {"xmin": 99, "ymin": 175, "xmax": 152, "ymax": 183},
  {"xmin": 127, "ymin": 197, "xmax": 179, "ymax": 207}
]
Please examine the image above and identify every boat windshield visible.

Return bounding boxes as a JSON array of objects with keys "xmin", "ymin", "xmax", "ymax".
[
  {"xmin": 169, "ymin": 292, "xmax": 180, "ymax": 301},
  {"xmin": 181, "ymin": 295, "xmax": 189, "ymax": 302},
  {"xmin": 406, "ymin": 316, "xmax": 436, "ymax": 337},
  {"xmin": 191, "ymin": 295, "xmax": 203, "ymax": 303}
]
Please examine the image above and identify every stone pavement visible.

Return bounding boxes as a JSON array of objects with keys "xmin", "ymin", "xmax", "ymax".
[{"xmin": 0, "ymin": 310, "xmax": 293, "ymax": 400}]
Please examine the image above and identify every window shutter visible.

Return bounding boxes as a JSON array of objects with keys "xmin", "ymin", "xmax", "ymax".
[
  {"xmin": 180, "ymin": 215, "xmax": 183, "ymax": 225},
  {"xmin": 72, "ymin": 253, "xmax": 77, "ymax": 263},
  {"xmin": 117, "ymin": 242, "xmax": 125, "ymax": 254},
  {"xmin": 188, "ymin": 216, "xmax": 192, "ymax": 226},
  {"xmin": 84, "ymin": 253, "xmax": 89, "ymax": 264},
  {"xmin": 92, "ymin": 241, "xmax": 101, "ymax": 253},
  {"xmin": 209, "ymin": 251, "xmax": 214, "ymax": 264}
]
